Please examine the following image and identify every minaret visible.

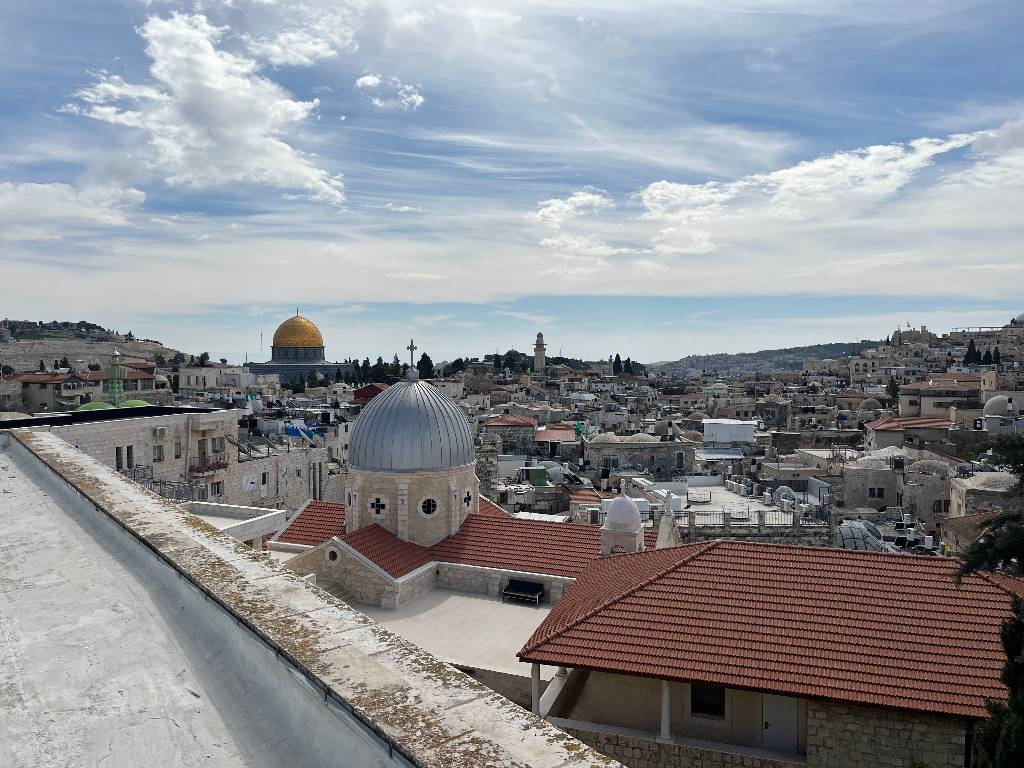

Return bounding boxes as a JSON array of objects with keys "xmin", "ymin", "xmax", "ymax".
[{"xmin": 534, "ymin": 332, "xmax": 546, "ymax": 375}]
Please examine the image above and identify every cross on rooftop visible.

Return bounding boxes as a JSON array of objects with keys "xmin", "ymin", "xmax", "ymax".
[{"xmin": 407, "ymin": 338, "xmax": 417, "ymax": 368}]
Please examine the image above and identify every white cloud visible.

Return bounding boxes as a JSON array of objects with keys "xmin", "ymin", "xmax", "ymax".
[
  {"xmin": 65, "ymin": 13, "xmax": 344, "ymax": 204},
  {"xmin": 0, "ymin": 181, "xmax": 144, "ymax": 241},
  {"xmin": 355, "ymin": 74, "xmax": 425, "ymax": 111},
  {"xmin": 355, "ymin": 73, "xmax": 382, "ymax": 89},
  {"xmin": 532, "ymin": 189, "xmax": 614, "ymax": 228},
  {"xmin": 384, "ymin": 271, "xmax": 443, "ymax": 280}
]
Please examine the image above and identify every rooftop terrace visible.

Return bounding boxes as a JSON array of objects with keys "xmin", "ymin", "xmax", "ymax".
[{"xmin": 0, "ymin": 428, "xmax": 618, "ymax": 768}]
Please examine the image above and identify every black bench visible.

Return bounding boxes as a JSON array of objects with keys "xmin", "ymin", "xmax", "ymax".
[{"xmin": 502, "ymin": 579, "xmax": 545, "ymax": 605}]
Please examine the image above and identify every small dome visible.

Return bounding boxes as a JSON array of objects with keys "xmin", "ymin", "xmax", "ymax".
[
  {"xmin": 272, "ymin": 314, "xmax": 324, "ymax": 348},
  {"xmin": 76, "ymin": 401, "xmax": 114, "ymax": 411},
  {"xmin": 688, "ymin": 411, "xmax": 710, "ymax": 421},
  {"xmin": 1013, "ymin": 312, "xmax": 1024, "ymax": 325},
  {"xmin": 680, "ymin": 430, "xmax": 703, "ymax": 442},
  {"xmin": 908, "ymin": 460, "xmax": 951, "ymax": 477},
  {"xmin": 983, "ymin": 395, "xmax": 1013, "ymax": 417},
  {"xmin": 624, "ymin": 433, "xmax": 659, "ymax": 443},
  {"xmin": 654, "ymin": 419, "xmax": 671, "ymax": 436},
  {"xmin": 835, "ymin": 522, "xmax": 888, "ymax": 552},
  {"xmin": 120, "ymin": 399, "xmax": 151, "ymax": 408},
  {"xmin": 348, "ymin": 379, "xmax": 474, "ymax": 472},
  {"xmin": 858, "ymin": 398, "xmax": 882, "ymax": 411},
  {"xmin": 603, "ymin": 494, "xmax": 641, "ymax": 532},
  {"xmin": 590, "ymin": 432, "xmax": 621, "ymax": 444}
]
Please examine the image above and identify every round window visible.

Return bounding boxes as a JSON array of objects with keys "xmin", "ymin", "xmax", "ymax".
[
  {"xmin": 421, "ymin": 498, "xmax": 437, "ymax": 516},
  {"xmin": 327, "ymin": 549, "xmax": 339, "ymax": 562}
]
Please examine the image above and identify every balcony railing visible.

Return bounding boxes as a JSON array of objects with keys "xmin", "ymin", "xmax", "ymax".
[{"xmin": 190, "ymin": 454, "xmax": 229, "ymax": 475}]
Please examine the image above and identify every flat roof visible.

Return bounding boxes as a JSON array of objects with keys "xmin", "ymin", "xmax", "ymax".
[
  {"xmin": 1, "ymin": 429, "xmax": 615, "ymax": 768},
  {"xmin": 360, "ymin": 590, "xmax": 555, "ymax": 680}
]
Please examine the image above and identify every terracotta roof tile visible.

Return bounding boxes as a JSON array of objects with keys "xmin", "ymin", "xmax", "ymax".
[
  {"xmin": 276, "ymin": 501, "xmax": 347, "ymax": 546},
  {"xmin": 340, "ymin": 512, "xmax": 657, "ymax": 580},
  {"xmin": 518, "ymin": 540, "xmax": 1016, "ymax": 718},
  {"xmin": 866, "ymin": 416, "xmax": 954, "ymax": 431},
  {"xmin": 340, "ymin": 524, "xmax": 433, "ymax": 577}
]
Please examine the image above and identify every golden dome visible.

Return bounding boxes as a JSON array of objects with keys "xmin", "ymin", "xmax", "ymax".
[{"xmin": 272, "ymin": 314, "xmax": 324, "ymax": 348}]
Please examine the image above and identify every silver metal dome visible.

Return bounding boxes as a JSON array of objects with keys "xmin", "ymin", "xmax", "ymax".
[{"xmin": 348, "ymin": 380, "xmax": 474, "ymax": 472}]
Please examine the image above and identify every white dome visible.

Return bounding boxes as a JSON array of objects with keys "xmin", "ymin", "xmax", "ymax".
[
  {"xmin": 858, "ymin": 398, "xmax": 882, "ymax": 411},
  {"xmin": 590, "ymin": 433, "xmax": 621, "ymax": 444},
  {"xmin": 603, "ymin": 494, "xmax": 641, "ymax": 532},
  {"xmin": 983, "ymin": 395, "xmax": 1013, "ymax": 417},
  {"xmin": 348, "ymin": 380, "xmax": 474, "ymax": 472}
]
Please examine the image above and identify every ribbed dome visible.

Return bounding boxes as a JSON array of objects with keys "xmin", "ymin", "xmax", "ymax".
[
  {"xmin": 858, "ymin": 398, "xmax": 883, "ymax": 411},
  {"xmin": 349, "ymin": 380, "xmax": 474, "ymax": 472},
  {"xmin": 273, "ymin": 314, "xmax": 324, "ymax": 348}
]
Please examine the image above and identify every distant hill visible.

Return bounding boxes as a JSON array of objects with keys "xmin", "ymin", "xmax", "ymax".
[
  {"xmin": 0, "ymin": 319, "xmax": 192, "ymax": 373},
  {"xmin": 649, "ymin": 339, "xmax": 880, "ymax": 376}
]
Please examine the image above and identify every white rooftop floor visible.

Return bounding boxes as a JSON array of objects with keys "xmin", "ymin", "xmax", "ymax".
[
  {"xmin": 360, "ymin": 589, "xmax": 555, "ymax": 679},
  {"xmin": 0, "ymin": 442, "xmax": 363, "ymax": 767}
]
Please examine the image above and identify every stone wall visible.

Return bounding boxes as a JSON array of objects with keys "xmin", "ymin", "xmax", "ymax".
[
  {"xmin": 288, "ymin": 540, "xmax": 399, "ymax": 606},
  {"xmin": 346, "ymin": 464, "xmax": 479, "ymax": 547},
  {"xmin": 562, "ymin": 728, "xmax": 802, "ymax": 768},
  {"xmin": 482, "ymin": 424, "xmax": 536, "ymax": 455},
  {"xmin": 436, "ymin": 562, "xmax": 575, "ymax": 604},
  {"xmin": 806, "ymin": 699, "xmax": 966, "ymax": 768}
]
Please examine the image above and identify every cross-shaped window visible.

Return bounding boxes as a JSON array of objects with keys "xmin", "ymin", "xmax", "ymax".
[
  {"xmin": 464, "ymin": 491, "xmax": 473, "ymax": 508},
  {"xmin": 370, "ymin": 497, "xmax": 386, "ymax": 515}
]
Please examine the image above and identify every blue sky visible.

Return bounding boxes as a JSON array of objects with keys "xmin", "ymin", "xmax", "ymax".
[{"xmin": 2, "ymin": 1, "xmax": 1023, "ymax": 363}]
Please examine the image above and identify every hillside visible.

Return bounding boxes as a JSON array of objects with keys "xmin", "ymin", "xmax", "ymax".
[
  {"xmin": 649, "ymin": 339, "xmax": 879, "ymax": 376},
  {"xmin": 0, "ymin": 320, "xmax": 192, "ymax": 373}
]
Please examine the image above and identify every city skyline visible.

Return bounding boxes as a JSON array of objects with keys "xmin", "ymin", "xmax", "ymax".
[{"xmin": 3, "ymin": 1, "xmax": 1023, "ymax": 360}]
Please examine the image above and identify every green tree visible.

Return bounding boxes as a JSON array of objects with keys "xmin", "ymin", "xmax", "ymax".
[
  {"xmin": 360, "ymin": 357, "xmax": 370, "ymax": 383},
  {"xmin": 372, "ymin": 356, "xmax": 387, "ymax": 381},
  {"xmin": 965, "ymin": 338, "xmax": 978, "ymax": 365},
  {"xmin": 613, "ymin": 353, "xmax": 623, "ymax": 375},
  {"xmin": 984, "ymin": 349, "xmax": 994, "ymax": 365},
  {"xmin": 959, "ymin": 435, "xmax": 1024, "ymax": 768},
  {"xmin": 417, "ymin": 352, "xmax": 434, "ymax": 379},
  {"xmin": 38, "ymin": 359, "xmax": 45, "ymax": 372},
  {"xmin": 886, "ymin": 375, "xmax": 900, "ymax": 404},
  {"xmin": 198, "ymin": 352, "xmax": 211, "ymax": 366},
  {"xmin": 446, "ymin": 357, "xmax": 466, "ymax": 375},
  {"xmin": 624, "ymin": 357, "xmax": 634, "ymax": 376},
  {"xmin": 995, "ymin": 347, "xmax": 1002, "ymax": 365}
]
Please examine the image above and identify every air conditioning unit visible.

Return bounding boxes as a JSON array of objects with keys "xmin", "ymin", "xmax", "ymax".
[{"xmin": 152, "ymin": 426, "xmax": 166, "ymax": 439}]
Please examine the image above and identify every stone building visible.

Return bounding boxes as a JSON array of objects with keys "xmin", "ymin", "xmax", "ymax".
[
  {"xmin": 246, "ymin": 312, "xmax": 354, "ymax": 385},
  {"xmin": 520, "ymin": 539, "xmax": 1019, "ymax": 768},
  {"xmin": 583, "ymin": 431, "xmax": 695, "ymax": 478},
  {"xmin": 950, "ymin": 471, "xmax": 1022, "ymax": 518},
  {"xmin": 11, "ymin": 406, "xmax": 331, "ymax": 511},
  {"xmin": 481, "ymin": 414, "xmax": 538, "ymax": 454}
]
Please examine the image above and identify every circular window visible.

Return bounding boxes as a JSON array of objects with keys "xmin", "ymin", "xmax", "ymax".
[
  {"xmin": 327, "ymin": 549, "xmax": 339, "ymax": 562},
  {"xmin": 421, "ymin": 498, "xmax": 437, "ymax": 516}
]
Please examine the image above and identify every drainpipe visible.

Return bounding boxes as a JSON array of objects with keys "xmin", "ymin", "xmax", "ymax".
[{"xmin": 660, "ymin": 680, "xmax": 672, "ymax": 741}]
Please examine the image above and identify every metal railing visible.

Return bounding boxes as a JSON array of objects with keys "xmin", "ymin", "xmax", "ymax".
[{"xmin": 189, "ymin": 454, "xmax": 229, "ymax": 474}]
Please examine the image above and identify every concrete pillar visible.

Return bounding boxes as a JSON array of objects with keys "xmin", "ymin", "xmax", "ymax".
[
  {"xmin": 660, "ymin": 680, "xmax": 671, "ymax": 741},
  {"xmin": 531, "ymin": 663, "xmax": 541, "ymax": 714}
]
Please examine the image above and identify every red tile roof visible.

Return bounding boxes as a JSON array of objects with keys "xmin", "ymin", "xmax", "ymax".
[
  {"xmin": 484, "ymin": 415, "xmax": 537, "ymax": 428},
  {"xmin": 477, "ymin": 497, "xmax": 513, "ymax": 517},
  {"xmin": 519, "ymin": 540, "xmax": 1021, "ymax": 718},
  {"xmin": 339, "ymin": 510, "xmax": 657, "ymax": 580},
  {"xmin": 341, "ymin": 524, "xmax": 434, "ymax": 577},
  {"xmin": 534, "ymin": 426, "xmax": 578, "ymax": 443},
  {"xmin": 866, "ymin": 416, "xmax": 954, "ymax": 431},
  {"xmin": 570, "ymin": 488, "xmax": 617, "ymax": 506},
  {"xmin": 276, "ymin": 501, "xmax": 347, "ymax": 546}
]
